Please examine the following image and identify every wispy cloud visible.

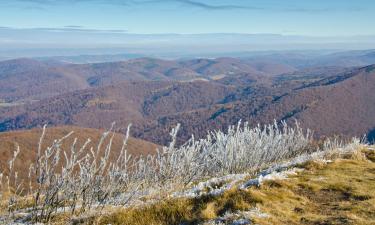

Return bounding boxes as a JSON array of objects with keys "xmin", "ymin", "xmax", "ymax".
[
  {"xmin": 156, "ymin": 0, "xmax": 260, "ymax": 10},
  {"xmin": 63, "ymin": 25, "xmax": 84, "ymax": 28},
  {"xmin": 4, "ymin": 0, "xmax": 253, "ymax": 10},
  {"xmin": 0, "ymin": 26, "xmax": 127, "ymax": 33},
  {"xmin": 1, "ymin": 0, "xmax": 365, "ymax": 12}
]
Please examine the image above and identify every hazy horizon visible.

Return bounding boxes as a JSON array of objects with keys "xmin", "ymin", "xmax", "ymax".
[
  {"xmin": 1, "ymin": 31, "xmax": 375, "ymax": 59},
  {"xmin": 1, "ymin": 0, "xmax": 375, "ymax": 58}
]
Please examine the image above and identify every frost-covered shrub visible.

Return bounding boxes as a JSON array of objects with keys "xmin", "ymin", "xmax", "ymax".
[
  {"xmin": 0, "ymin": 120, "xmax": 313, "ymax": 223},
  {"xmin": 134, "ymin": 120, "xmax": 312, "ymax": 189}
]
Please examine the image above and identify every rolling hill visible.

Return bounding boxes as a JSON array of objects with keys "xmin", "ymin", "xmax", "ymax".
[
  {"xmin": 0, "ymin": 126, "xmax": 159, "ymax": 184},
  {"xmin": 0, "ymin": 55, "xmax": 299, "ymax": 110},
  {"xmin": 1, "ymin": 62, "xmax": 375, "ymax": 145},
  {"xmin": 0, "ymin": 57, "xmax": 282, "ymax": 104},
  {"xmin": 138, "ymin": 64, "xmax": 375, "ymax": 143},
  {"xmin": 0, "ymin": 58, "xmax": 89, "ymax": 102},
  {"xmin": 1, "ymin": 54, "xmax": 375, "ymax": 145}
]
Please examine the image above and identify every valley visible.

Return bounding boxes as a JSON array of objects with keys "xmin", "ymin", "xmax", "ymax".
[{"xmin": 1, "ymin": 51, "xmax": 375, "ymax": 145}]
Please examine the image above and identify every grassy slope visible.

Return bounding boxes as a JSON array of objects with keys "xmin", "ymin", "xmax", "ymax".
[
  {"xmin": 0, "ymin": 126, "xmax": 159, "ymax": 184},
  {"xmin": 98, "ymin": 148, "xmax": 375, "ymax": 225}
]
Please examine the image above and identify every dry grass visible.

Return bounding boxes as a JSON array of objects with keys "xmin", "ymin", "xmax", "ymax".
[
  {"xmin": 252, "ymin": 149, "xmax": 375, "ymax": 225},
  {"xmin": 97, "ymin": 147, "xmax": 375, "ymax": 225},
  {"xmin": 98, "ymin": 189, "xmax": 261, "ymax": 225}
]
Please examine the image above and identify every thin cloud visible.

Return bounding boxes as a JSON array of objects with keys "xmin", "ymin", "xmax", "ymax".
[
  {"xmin": 2, "ymin": 0, "xmax": 365, "ymax": 12},
  {"xmin": 166, "ymin": 0, "xmax": 261, "ymax": 10},
  {"xmin": 64, "ymin": 25, "xmax": 84, "ymax": 28},
  {"xmin": 5, "ymin": 0, "xmax": 254, "ymax": 10},
  {"xmin": 284, "ymin": 6, "xmax": 364, "ymax": 13},
  {"xmin": 0, "ymin": 26, "xmax": 128, "ymax": 33}
]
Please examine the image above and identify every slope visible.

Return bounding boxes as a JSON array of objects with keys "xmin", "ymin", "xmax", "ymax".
[
  {"xmin": 0, "ymin": 126, "xmax": 159, "ymax": 185},
  {"xmin": 100, "ymin": 146, "xmax": 375, "ymax": 225}
]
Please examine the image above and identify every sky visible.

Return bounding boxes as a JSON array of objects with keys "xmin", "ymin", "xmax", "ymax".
[{"xmin": 0, "ymin": 0, "xmax": 375, "ymax": 57}]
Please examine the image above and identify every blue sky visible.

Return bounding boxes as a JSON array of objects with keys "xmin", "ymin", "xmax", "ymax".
[
  {"xmin": 1, "ymin": 0, "xmax": 375, "ymax": 57},
  {"xmin": 1, "ymin": 0, "xmax": 374, "ymax": 35}
]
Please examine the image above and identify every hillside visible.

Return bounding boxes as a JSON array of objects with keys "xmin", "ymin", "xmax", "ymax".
[
  {"xmin": 0, "ymin": 57, "xmax": 278, "ymax": 104},
  {"xmin": 0, "ymin": 81, "xmax": 236, "ymax": 136},
  {"xmin": 1, "ymin": 64, "xmax": 375, "ymax": 145},
  {"xmin": 101, "ymin": 147, "xmax": 375, "ymax": 225},
  {"xmin": 137, "ymin": 65, "xmax": 375, "ymax": 143},
  {"xmin": 0, "ymin": 58, "xmax": 89, "ymax": 102},
  {"xmin": 268, "ymin": 65, "xmax": 375, "ymax": 137},
  {"xmin": 1, "ymin": 56, "xmax": 375, "ymax": 145},
  {"xmin": 33, "ymin": 49, "xmax": 375, "ymax": 67},
  {"xmin": 0, "ymin": 126, "xmax": 159, "ymax": 183}
]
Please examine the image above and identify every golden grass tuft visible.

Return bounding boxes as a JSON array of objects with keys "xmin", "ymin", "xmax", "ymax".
[
  {"xmin": 98, "ymin": 188, "xmax": 264, "ymax": 225},
  {"xmin": 200, "ymin": 202, "xmax": 217, "ymax": 220},
  {"xmin": 98, "ymin": 199, "xmax": 195, "ymax": 225},
  {"xmin": 96, "ymin": 147, "xmax": 375, "ymax": 225}
]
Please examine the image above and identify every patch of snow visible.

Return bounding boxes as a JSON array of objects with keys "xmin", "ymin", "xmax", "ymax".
[
  {"xmin": 258, "ymin": 150, "xmax": 325, "ymax": 178},
  {"xmin": 241, "ymin": 208, "xmax": 269, "ymax": 219},
  {"xmin": 232, "ymin": 218, "xmax": 251, "ymax": 225},
  {"xmin": 200, "ymin": 209, "xmax": 267, "ymax": 225},
  {"xmin": 199, "ymin": 221, "xmax": 225, "ymax": 225},
  {"xmin": 241, "ymin": 168, "xmax": 303, "ymax": 189},
  {"xmin": 173, "ymin": 174, "xmax": 248, "ymax": 198},
  {"xmin": 260, "ymin": 168, "xmax": 303, "ymax": 184}
]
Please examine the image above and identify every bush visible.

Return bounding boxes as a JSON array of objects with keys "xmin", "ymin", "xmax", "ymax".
[{"xmin": 0, "ymin": 120, "xmax": 313, "ymax": 223}]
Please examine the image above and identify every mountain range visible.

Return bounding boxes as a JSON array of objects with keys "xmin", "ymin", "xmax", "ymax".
[{"xmin": 1, "ymin": 50, "xmax": 375, "ymax": 145}]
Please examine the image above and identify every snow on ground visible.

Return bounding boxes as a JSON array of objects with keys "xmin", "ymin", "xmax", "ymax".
[
  {"xmin": 199, "ymin": 208, "xmax": 269, "ymax": 225},
  {"xmin": 176, "ymin": 154, "xmax": 311, "ymax": 197},
  {"xmin": 173, "ymin": 174, "xmax": 249, "ymax": 198}
]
